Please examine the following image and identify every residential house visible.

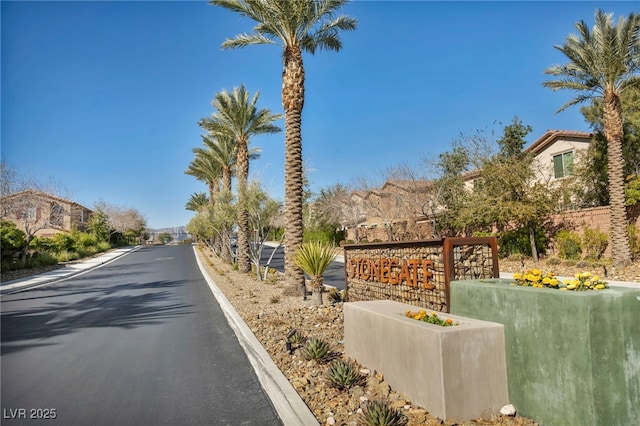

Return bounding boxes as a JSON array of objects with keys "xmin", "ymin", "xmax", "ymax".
[
  {"xmin": 1, "ymin": 189, "xmax": 93, "ymax": 238},
  {"xmin": 344, "ymin": 130, "xmax": 595, "ymax": 242}
]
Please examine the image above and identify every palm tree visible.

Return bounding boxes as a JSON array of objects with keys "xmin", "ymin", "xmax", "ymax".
[
  {"xmin": 185, "ymin": 147, "xmax": 222, "ymax": 207},
  {"xmin": 200, "ymin": 133, "xmax": 262, "ymax": 193},
  {"xmin": 211, "ymin": 0, "xmax": 357, "ymax": 292},
  {"xmin": 543, "ymin": 9, "xmax": 639, "ymax": 268},
  {"xmin": 293, "ymin": 240, "xmax": 336, "ymax": 306},
  {"xmin": 185, "ymin": 192, "xmax": 209, "ymax": 212},
  {"xmin": 199, "ymin": 85, "xmax": 281, "ymax": 273}
]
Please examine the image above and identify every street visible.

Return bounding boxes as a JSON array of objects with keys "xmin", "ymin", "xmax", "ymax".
[{"xmin": 1, "ymin": 245, "xmax": 281, "ymax": 426}]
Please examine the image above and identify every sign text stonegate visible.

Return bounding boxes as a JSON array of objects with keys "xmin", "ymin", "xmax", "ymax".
[{"xmin": 347, "ymin": 257, "xmax": 434, "ymax": 288}]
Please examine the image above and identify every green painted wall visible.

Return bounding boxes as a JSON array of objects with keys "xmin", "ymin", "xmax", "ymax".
[{"xmin": 450, "ymin": 279, "xmax": 640, "ymax": 426}]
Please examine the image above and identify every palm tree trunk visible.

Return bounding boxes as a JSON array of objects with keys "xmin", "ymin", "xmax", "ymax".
[
  {"xmin": 236, "ymin": 140, "xmax": 251, "ymax": 273},
  {"xmin": 603, "ymin": 92, "xmax": 632, "ymax": 268},
  {"xmin": 282, "ymin": 45, "xmax": 306, "ymax": 295}
]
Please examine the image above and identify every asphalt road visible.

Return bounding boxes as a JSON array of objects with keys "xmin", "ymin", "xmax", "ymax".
[
  {"xmin": 1, "ymin": 245, "xmax": 281, "ymax": 426},
  {"xmin": 259, "ymin": 245, "xmax": 346, "ymax": 291}
]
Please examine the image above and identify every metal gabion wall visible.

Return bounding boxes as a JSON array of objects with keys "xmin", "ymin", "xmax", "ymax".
[{"xmin": 344, "ymin": 237, "xmax": 498, "ymax": 313}]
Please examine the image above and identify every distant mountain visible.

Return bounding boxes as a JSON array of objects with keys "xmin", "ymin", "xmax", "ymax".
[{"xmin": 149, "ymin": 226, "xmax": 189, "ymax": 242}]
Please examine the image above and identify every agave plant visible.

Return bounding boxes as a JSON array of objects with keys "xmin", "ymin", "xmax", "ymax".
[
  {"xmin": 326, "ymin": 359, "xmax": 364, "ymax": 390},
  {"xmin": 292, "ymin": 240, "xmax": 336, "ymax": 306},
  {"xmin": 360, "ymin": 400, "xmax": 408, "ymax": 426},
  {"xmin": 301, "ymin": 337, "xmax": 331, "ymax": 361}
]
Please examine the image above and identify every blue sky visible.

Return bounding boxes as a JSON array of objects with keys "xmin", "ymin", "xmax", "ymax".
[{"xmin": 2, "ymin": 1, "xmax": 637, "ymax": 229}]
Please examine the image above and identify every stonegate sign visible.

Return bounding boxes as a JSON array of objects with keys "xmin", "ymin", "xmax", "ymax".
[
  {"xmin": 347, "ymin": 257, "xmax": 434, "ymax": 289},
  {"xmin": 344, "ymin": 237, "xmax": 498, "ymax": 312}
]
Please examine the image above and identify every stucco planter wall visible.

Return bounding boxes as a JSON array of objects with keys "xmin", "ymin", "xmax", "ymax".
[
  {"xmin": 450, "ymin": 279, "xmax": 640, "ymax": 426},
  {"xmin": 344, "ymin": 300, "xmax": 509, "ymax": 422}
]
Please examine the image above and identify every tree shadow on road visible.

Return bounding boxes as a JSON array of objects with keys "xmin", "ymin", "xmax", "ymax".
[{"xmin": 1, "ymin": 279, "xmax": 193, "ymax": 355}]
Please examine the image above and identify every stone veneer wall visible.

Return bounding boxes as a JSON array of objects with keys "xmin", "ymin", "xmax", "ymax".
[{"xmin": 344, "ymin": 238, "xmax": 498, "ymax": 312}]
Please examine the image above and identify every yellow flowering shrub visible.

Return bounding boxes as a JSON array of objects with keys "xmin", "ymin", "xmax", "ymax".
[
  {"xmin": 512, "ymin": 269, "xmax": 560, "ymax": 289},
  {"xmin": 405, "ymin": 310, "xmax": 458, "ymax": 326},
  {"xmin": 560, "ymin": 272, "xmax": 609, "ymax": 291},
  {"xmin": 512, "ymin": 270, "xmax": 608, "ymax": 291}
]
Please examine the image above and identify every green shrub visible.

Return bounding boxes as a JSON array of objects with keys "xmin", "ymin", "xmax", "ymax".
[
  {"xmin": 562, "ymin": 259, "xmax": 577, "ymax": 267},
  {"xmin": 52, "ymin": 233, "xmax": 75, "ymax": 252},
  {"xmin": 56, "ymin": 250, "xmax": 79, "ymax": 262},
  {"xmin": 346, "ymin": 240, "xmax": 355, "ymax": 245},
  {"xmin": 29, "ymin": 253, "xmax": 59, "ymax": 268},
  {"xmin": 498, "ymin": 227, "xmax": 547, "ymax": 258},
  {"xmin": 30, "ymin": 236, "xmax": 56, "ymax": 253},
  {"xmin": 74, "ymin": 232, "xmax": 97, "ymax": 248},
  {"xmin": 1, "ymin": 220, "xmax": 26, "ymax": 255},
  {"xmin": 555, "ymin": 230, "xmax": 582, "ymax": 260},
  {"xmin": 582, "ymin": 228, "xmax": 608, "ymax": 260},
  {"xmin": 97, "ymin": 241, "xmax": 111, "ymax": 252},
  {"xmin": 303, "ymin": 229, "xmax": 335, "ymax": 244}
]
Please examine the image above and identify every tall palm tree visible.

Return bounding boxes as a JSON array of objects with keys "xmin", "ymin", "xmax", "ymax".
[
  {"xmin": 199, "ymin": 85, "xmax": 281, "ymax": 273},
  {"xmin": 543, "ymin": 9, "xmax": 639, "ymax": 268},
  {"xmin": 211, "ymin": 0, "xmax": 357, "ymax": 291}
]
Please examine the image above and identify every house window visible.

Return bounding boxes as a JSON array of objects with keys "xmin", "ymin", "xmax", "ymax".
[
  {"xmin": 553, "ymin": 151, "xmax": 574, "ymax": 178},
  {"xmin": 26, "ymin": 207, "xmax": 36, "ymax": 220},
  {"xmin": 50, "ymin": 203, "xmax": 64, "ymax": 227}
]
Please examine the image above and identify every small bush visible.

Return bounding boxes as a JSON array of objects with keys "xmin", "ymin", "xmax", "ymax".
[
  {"xmin": 52, "ymin": 233, "xmax": 75, "ymax": 252},
  {"xmin": 97, "ymin": 241, "xmax": 111, "ymax": 252},
  {"xmin": 498, "ymin": 227, "xmax": 547, "ymax": 258},
  {"xmin": 576, "ymin": 260, "xmax": 590, "ymax": 268},
  {"xmin": 29, "ymin": 253, "xmax": 59, "ymax": 268},
  {"xmin": 346, "ymin": 240, "xmax": 355, "ymax": 245},
  {"xmin": 555, "ymin": 230, "xmax": 582, "ymax": 260},
  {"xmin": 327, "ymin": 288, "xmax": 346, "ymax": 304},
  {"xmin": 582, "ymin": 228, "xmax": 608, "ymax": 260},
  {"xmin": 562, "ymin": 259, "xmax": 577, "ymax": 267},
  {"xmin": 74, "ymin": 232, "xmax": 97, "ymax": 248},
  {"xmin": 507, "ymin": 253, "xmax": 524, "ymax": 262},
  {"xmin": 546, "ymin": 256, "xmax": 562, "ymax": 266}
]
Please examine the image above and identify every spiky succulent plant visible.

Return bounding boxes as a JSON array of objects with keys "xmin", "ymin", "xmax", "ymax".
[
  {"xmin": 360, "ymin": 400, "xmax": 408, "ymax": 426},
  {"xmin": 326, "ymin": 359, "xmax": 364, "ymax": 390},
  {"xmin": 302, "ymin": 337, "xmax": 331, "ymax": 361},
  {"xmin": 288, "ymin": 330, "xmax": 307, "ymax": 345}
]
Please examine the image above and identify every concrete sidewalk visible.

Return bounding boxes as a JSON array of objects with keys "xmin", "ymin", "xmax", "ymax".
[{"xmin": 0, "ymin": 246, "xmax": 141, "ymax": 295}]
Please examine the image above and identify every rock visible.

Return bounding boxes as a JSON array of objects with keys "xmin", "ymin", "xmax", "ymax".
[
  {"xmin": 326, "ymin": 416, "xmax": 336, "ymax": 425},
  {"xmin": 500, "ymin": 404, "xmax": 517, "ymax": 416}
]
